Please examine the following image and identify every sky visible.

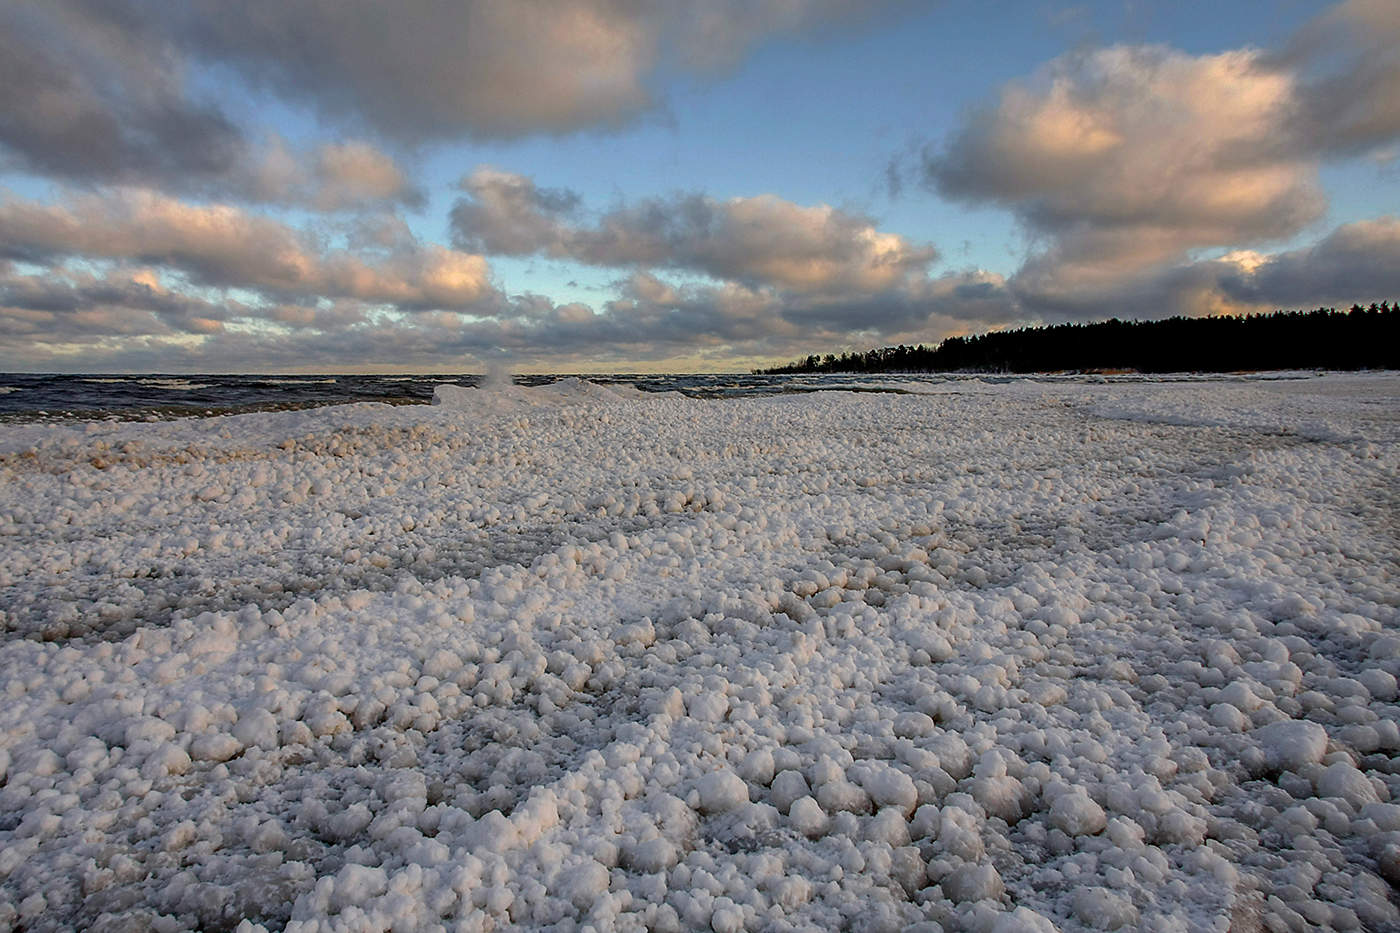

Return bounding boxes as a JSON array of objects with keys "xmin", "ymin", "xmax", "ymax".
[{"xmin": 1, "ymin": 0, "xmax": 1398, "ymax": 373}]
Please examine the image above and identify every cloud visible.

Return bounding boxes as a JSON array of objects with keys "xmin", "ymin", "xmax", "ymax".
[
  {"xmin": 1215, "ymin": 216, "xmax": 1400, "ymax": 307},
  {"xmin": 0, "ymin": 251, "xmax": 1020, "ymax": 375},
  {"xmin": 928, "ymin": 45, "xmax": 1323, "ymax": 264},
  {"xmin": 0, "ymin": 264, "xmax": 233, "ymax": 344},
  {"xmin": 243, "ymin": 139, "xmax": 423, "ymax": 211},
  {"xmin": 159, "ymin": 0, "xmax": 889, "ymax": 141},
  {"xmin": 2, "ymin": 0, "xmax": 875, "ymax": 210},
  {"xmin": 912, "ymin": 2, "xmax": 1400, "ymax": 325},
  {"xmin": 0, "ymin": 3, "xmax": 421, "ymax": 211},
  {"xmin": 453, "ymin": 168, "xmax": 938, "ymax": 293},
  {"xmin": 0, "ymin": 0, "xmax": 245, "ymax": 189},
  {"xmin": 0, "ymin": 166, "xmax": 1026, "ymax": 371},
  {"xmin": 0, "ymin": 189, "xmax": 493, "ymax": 308},
  {"xmin": 1275, "ymin": 0, "xmax": 1400, "ymax": 156},
  {"xmin": 998, "ymin": 216, "xmax": 1400, "ymax": 325},
  {"xmin": 918, "ymin": 1, "xmax": 1400, "ymax": 323}
]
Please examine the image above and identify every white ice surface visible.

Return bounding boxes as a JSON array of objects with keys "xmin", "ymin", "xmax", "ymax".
[{"xmin": 0, "ymin": 374, "xmax": 1397, "ymax": 931}]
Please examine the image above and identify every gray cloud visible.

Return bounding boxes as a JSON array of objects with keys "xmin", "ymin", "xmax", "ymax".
[
  {"xmin": 0, "ymin": 251, "xmax": 1020, "ymax": 374},
  {"xmin": 242, "ymin": 139, "xmax": 424, "ymax": 212},
  {"xmin": 453, "ymin": 168, "xmax": 938, "ymax": 293},
  {"xmin": 0, "ymin": 162, "xmax": 1028, "ymax": 371},
  {"xmin": 1, "ymin": 0, "xmax": 875, "ymax": 209},
  {"xmin": 0, "ymin": 264, "xmax": 231, "ymax": 348},
  {"xmin": 0, "ymin": 3, "xmax": 420, "ymax": 210},
  {"xmin": 999, "ymin": 217, "xmax": 1400, "ymax": 325},
  {"xmin": 1274, "ymin": 0, "xmax": 1400, "ymax": 157},
  {"xmin": 156, "ymin": 0, "xmax": 890, "ymax": 141},
  {"xmin": 0, "ymin": 0, "xmax": 245, "ymax": 189},
  {"xmin": 1215, "ymin": 217, "xmax": 1400, "ymax": 308}
]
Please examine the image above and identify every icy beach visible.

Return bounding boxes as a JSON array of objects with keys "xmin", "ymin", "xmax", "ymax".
[{"xmin": 1, "ymin": 374, "xmax": 1397, "ymax": 932}]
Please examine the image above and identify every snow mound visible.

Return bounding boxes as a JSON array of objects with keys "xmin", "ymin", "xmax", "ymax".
[{"xmin": 432, "ymin": 377, "xmax": 636, "ymax": 413}]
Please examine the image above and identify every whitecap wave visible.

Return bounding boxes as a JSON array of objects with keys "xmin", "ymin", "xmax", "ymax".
[{"xmin": 135, "ymin": 378, "xmax": 213, "ymax": 391}]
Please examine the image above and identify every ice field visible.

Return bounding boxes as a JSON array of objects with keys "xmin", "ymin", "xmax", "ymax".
[{"xmin": 0, "ymin": 374, "xmax": 1397, "ymax": 932}]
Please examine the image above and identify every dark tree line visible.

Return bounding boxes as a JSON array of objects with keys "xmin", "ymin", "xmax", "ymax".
[{"xmin": 759, "ymin": 304, "xmax": 1400, "ymax": 375}]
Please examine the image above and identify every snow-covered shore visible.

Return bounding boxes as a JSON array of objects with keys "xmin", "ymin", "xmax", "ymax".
[{"xmin": 1, "ymin": 374, "xmax": 1397, "ymax": 932}]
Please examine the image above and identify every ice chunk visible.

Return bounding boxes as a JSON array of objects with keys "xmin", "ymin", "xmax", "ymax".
[
  {"xmin": 1253, "ymin": 720, "xmax": 1328, "ymax": 772},
  {"xmin": 711, "ymin": 898, "xmax": 744, "ymax": 933},
  {"xmin": 866, "ymin": 807, "xmax": 912, "ymax": 846},
  {"xmin": 189, "ymin": 732, "xmax": 242, "ymax": 763},
  {"xmin": 622, "ymin": 837, "xmax": 677, "ymax": 874},
  {"xmin": 232, "ymin": 709, "xmax": 278, "ymax": 750},
  {"xmin": 557, "ymin": 860, "xmax": 610, "ymax": 909},
  {"xmin": 330, "ymin": 864, "xmax": 388, "ymax": 912},
  {"xmin": 941, "ymin": 863, "xmax": 1003, "ymax": 903},
  {"xmin": 816, "ymin": 778, "xmax": 871, "ymax": 815},
  {"xmin": 893, "ymin": 711, "xmax": 937, "ymax": 738},
  {"xmin": 1358, "ymin": 668, "xmax": 1398, "ymax": 702},
  {"xmin": 697, "ymin": 770, "xmax": 750, "ymax": 814},
  {"xmin": 1315, "ymin": 762, "xmax": 1381, "ymax": 807},
  {"xmin": 789, "ymin": 797, "xmax": 827, "ymax": 837},
  {"xmin": 770, "ymin": 770, "xmax": 810, "ymax": 814},
  {"xmin": 1049, "ymin": 790, "xmax": 1107, "ymax": 837},
  {"xmin": 738, "ymin": 748, "xmax": 775, "ymax": 786},
  {"xmin": 1072, "ymin": 887, "xmax": 1138, "ymax": 930},
  {"xmin": 858, "ymin": 763, "xmax": 918, "ymax": 814},
  {"xmin": 687, "ymin": 691, "xmax": 729, "ymax": 723},
  {"xmin": 141, "ymin": 742, "xmax": 191, "ymax": 779},
  {"xmin": 971, "ymin": 775, "xmax": 1031, "ymax": 824},
  {"xmin": 1362, "ymin": 803, "xmax": 1400, "ymax": 832},
  {"xmin": 991, "ymin": 906, "xmax": 1061, "ymax": 932}
]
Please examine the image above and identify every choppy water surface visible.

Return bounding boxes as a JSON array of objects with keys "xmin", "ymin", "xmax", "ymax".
[{"xmin": 0, "ymin": 370, "xmax": 1316, "ymax": 422}]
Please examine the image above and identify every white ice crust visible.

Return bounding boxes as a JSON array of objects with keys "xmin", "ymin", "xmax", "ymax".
[{"xmin": 0, "ymin": 373, "xmax": 1398, "ymax": 931}]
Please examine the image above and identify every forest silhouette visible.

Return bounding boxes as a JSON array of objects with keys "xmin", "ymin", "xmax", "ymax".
[{"xmin": 760, "ymin": 304, "xmax": 1399, "ymax": 375}]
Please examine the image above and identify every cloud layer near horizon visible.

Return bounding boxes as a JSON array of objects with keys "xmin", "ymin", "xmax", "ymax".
[
  {"xmin": 0, "ymin": 0, "xmax": 1398, "ymax": 371},
  {"xmin": 0, "ymin": 182, "xmax": 1017, "ymax": 371}
]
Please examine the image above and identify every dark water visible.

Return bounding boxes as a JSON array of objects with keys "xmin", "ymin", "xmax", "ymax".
[
  {"xmin": 0, "ymin": 371, "xmax": 971, "ymax": 422},
  {"xmin": 0, "ymin": 370, "xmax": 1311, "ymax": 423}
]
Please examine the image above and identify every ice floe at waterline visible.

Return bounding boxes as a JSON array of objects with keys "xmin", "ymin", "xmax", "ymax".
[{"xmin": 0, "ymin": 373, "xmax": 1397, "ymax": 931}]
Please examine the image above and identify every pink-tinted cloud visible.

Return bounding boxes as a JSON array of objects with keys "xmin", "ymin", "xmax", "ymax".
[
  {"xmin": 930, "ymin": 46, "xmax": 1322, "ymax": 262},
  {"xmin": 0, "ymin": 189, "xmax": 493, "ymax": 307},
  {"xmin": 453, "ymin": 169, "xmax": 937, "ymax": 294},
  {"xmin": 915, "ymin": 2, "xmax": 1400, "ymax": 325}
]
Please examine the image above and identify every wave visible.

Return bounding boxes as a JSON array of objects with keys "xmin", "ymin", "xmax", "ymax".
[{"xmin": 135, "ymin": 378, "xmax": 214, "ymax": 391}]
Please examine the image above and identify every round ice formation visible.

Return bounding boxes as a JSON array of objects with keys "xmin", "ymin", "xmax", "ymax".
[
  {"xmin": 0, "ymin": 374, "xmax": 1396, "ymax": 931},
  {"xmin": 1252, "ymin": 719, "xmax": 1329, "ymax": 772},
  {"xmin": 1072, "ymin": 887, "xmax": 1138, "ymax": 930},
  {"xmin": 858, "ymin": 762, "xmax": 918, "ymax": 814},
  {"xmin": 557, "ymin": 860, "xmax": 610, "ymax": 910},
  {"xmin": 788, "ymin": 796, "xmax": 828, "ymax": 837},
  {"xmin": 770, "ymin": 769, "xmax": 811, "ymax": 814},
  {"xmin": 1315, "ymin": 762, "xmax": 1382, "ymax": 807},
  {"xmin": 942, "ymin": 863, "xmax": 1004, "ymax": 903},
  {"xmin": 697, "ymin": 769, "xmax": 750, "ymax": 814},
  {"xmin": 1049, "ymin": 789, "xmax": 1107, "ymax": 837}
]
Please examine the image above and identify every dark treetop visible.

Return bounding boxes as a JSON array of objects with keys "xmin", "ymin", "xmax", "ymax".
[{"xmin": 760, "ymin": 304, "xmax": 1400, "ymax": 375}]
